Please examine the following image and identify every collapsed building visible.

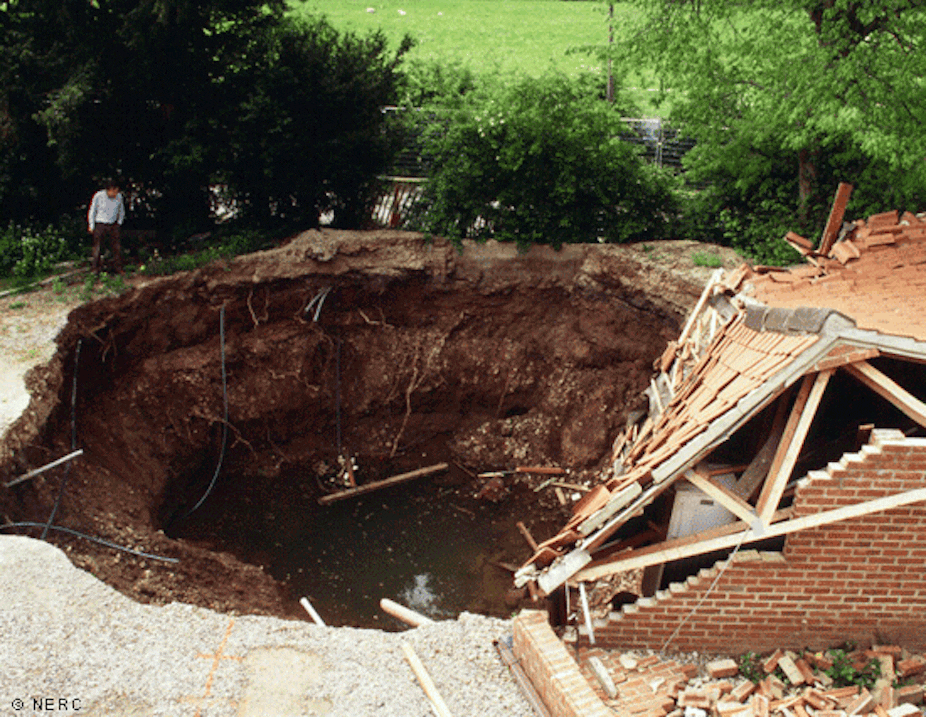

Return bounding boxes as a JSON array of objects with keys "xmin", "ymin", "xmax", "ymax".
[{"xmin": 515, "ymin": 184, "xmax": 926, "ymax": 654}]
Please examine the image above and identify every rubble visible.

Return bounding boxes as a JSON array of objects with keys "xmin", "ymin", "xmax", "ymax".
[{"xmin": 571, "ymin": 644, "xmax": 926, "ymax": 717}]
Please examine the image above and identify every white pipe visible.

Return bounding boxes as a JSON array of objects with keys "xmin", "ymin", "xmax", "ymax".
[
  {"xmin": 579, "ymin": 581, "xmax": 596, "ymax": 645},
  {"xmin": 380, "ymin": 598, "xmax": 434, "ymax": 628},
  {"xmin": 299, "ymin": 596, "xmax": 326, "ymax": 626},
  {"xmin": 5, "ymin": 449, "xmax": 84, "ymax": 488}
]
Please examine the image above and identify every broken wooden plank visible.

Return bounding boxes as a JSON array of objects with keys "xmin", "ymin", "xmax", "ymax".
[
  {"xmin": 516, "ymin": 521, "xmax": 540, "ymax": 552},
  {"xmin": 756, "ymin": 370, "xmax": 833, "ymax": 525},
  {"xmin": 685, "ymin": 469, "xmax": 758, "ymax": 525},
  {"xmin": 678, "ymin": 268, "xmax": 724, "ymax": 347},
  {"xmin": 574, "ymin": 486, "xmax": 926, "ymax": 581},
  {"xmin": 552, "ymin": 481, "xmax": 590, "ymax": 493},
  {"xmin": 402, "ymin": 643, "xmax": 455, "ymax": 717},
  {"xmin": 577, "ymin": 481, "xmax": 643, "ymax": 536},
  {"xmin": 844, "ymin": 361, "xmax": 926, "ymax": 428},
  {"xmin": 819, "ymin": 182, "xmax": 854, "ymax": 256},
  {"xmin": 318, "ymin": 463, "xmax": 448, "ymax": 505},
  {"xmin": 4, "ymin": 449, "xmax": 84, "ymax": 488},
  {"xmin": 516, "ymin": 465, "xmax": 566, "ymax": 475}
]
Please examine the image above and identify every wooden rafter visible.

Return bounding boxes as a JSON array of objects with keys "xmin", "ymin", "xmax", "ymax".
[
  {"xmin": 755, "ymin": 370, "xmax": 833, "ymax": 525},
  {"xmin": 844, "ymin": 360, "xmax": 926, "ymax": 428},
  {"xmin": 734, "ymin": 393, "xmax": 791, "ymax": 500},
  {"xmin": 574, "ymin": 487, "xmax": 926, "ymax": 582},
  {"xmin": 685, "ymin": 469, "xmax": 758, "ymax": 525},
  {"xmin": 577, "ymin": 507, "xmax": 793, "ymax": 580}
]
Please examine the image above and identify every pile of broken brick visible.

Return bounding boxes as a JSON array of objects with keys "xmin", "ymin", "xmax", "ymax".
[{"xmin": 570, "ymin": 644, "xmax": 926, "ymax": 717}]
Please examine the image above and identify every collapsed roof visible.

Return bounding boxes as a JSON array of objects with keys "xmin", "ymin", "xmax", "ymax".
[{"xmin": 516, "ymin": 184, "xmax": 926, "ymax": 594}]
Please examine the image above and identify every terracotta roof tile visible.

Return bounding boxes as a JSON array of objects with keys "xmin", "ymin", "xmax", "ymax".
[{"xmin": 748, "ymin": 213, "xmax": 926, "ymax": 341}]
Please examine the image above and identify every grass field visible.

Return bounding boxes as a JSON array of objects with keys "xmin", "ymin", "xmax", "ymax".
[{"xmin": 291, "ymin": 0, "xmax": 654, "ymax": 101}]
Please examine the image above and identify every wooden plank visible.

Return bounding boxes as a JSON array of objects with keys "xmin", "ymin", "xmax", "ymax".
[
  {"xmin": 678, "ymin": 268, "xmax": 724, "ymax": 347},
  {"xmin": 756, "ymin": 371, "xmax": 832, "ymax": 525},
  {"xmin": 515, "ymin": 465, "xmax": 565, "ymax": 475},
  {"xmin": 844, "ymin": 361, "xmax": 926, "ymax": 428},
  {"xmin": 318, "ymin": 463, "xmax": 448, "ymax": 505},
  {"xmin": 734, "ymin": 394, "xmax": 791, "ymax": 500},
  {"xmin": 402, "ymin": 643, "xmax": 455, "ymax": 717},
  {"xmin": 574, "ymin": 487, "xmax": 926, "ymax": 581},
  {"xmin": 813, "ymin": 347, "xmax": 879, "ymax": 372},
  {"xmin": 585, "ymin": 507, "xmax": 792, "ymax": 571},
  {"xmin": 819, "ymin": 182, "xmax": 854, "ymax": 256},
  {"xmin": 516, "ymin": 521, "xmax": 540, "ymax": 552},
  {"xmin": 685, "ymin": 469, "xmax": 758, "ymax": 525}
]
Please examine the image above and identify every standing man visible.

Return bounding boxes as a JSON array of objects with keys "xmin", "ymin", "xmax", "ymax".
[{"xmin": 88, "ymin": 179, "xmax": 125, "ymax": 273}]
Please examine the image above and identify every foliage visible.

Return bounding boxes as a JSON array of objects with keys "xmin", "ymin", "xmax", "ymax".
[
  {"xmin": 137, "ymin": 227, "xmax": 273, "ymax": 276},
  {"xmin": 219, "ymin": 16, "xmax": 412, "ymax": 228},
  {"xmin": 0, "ymin": 1, "xmax": 409, "ymax": 232},
  {"xmin": 825, "ymin": 649, "xmax": 880, "ymax": 691},
  {"xmin": 410, "ymin": 73, "xmax": 676, "ymax": 249},
  {"xmin": 738, "ymin": 652, "xmax": 765, "ymax": 685},
  {"xmin": 691, "ymin": 250, "xmax": 723, "ymax": 268},
  {"xmin": 611, "ymin": 0, "xmax": 926, "ymax": 260},
  {"xmin": 0, "ymin": 222, "xmax": 73, "ymax": 280}
]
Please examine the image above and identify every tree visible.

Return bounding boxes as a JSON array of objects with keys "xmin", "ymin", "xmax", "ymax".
[
  {"xmin": 0, "ymin": 1, "xmax": 408, "ymax": 232},
  {"xmin": 614, "ymin": 0, "xmax": 926, "ymax": 245},
  {"xmin": 219, "ymin": 18, "xmax": 412, "ymax": 228}
]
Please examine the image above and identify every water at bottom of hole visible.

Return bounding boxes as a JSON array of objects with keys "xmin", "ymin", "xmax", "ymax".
[{"xmin": 170, "ymin": 462, "xmax": 538, "ymax": 629}]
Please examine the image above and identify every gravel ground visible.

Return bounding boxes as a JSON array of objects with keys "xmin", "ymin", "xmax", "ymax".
[
  {"xmin": 0, "ymin": 535, "xmax": 531, "ymax": 717},
  {"xmin": 0, "ymin": 286, "xmax": 81, "ymax": 439}
]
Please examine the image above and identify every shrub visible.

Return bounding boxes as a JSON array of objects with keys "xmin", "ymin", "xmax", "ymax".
[
  {"xmin": 410, "ymin": 74, "xmax": 676, "ymax": 249},
  {"xmin": 0, "ymin": 222, "xmax": 71, "ymax": 280}
]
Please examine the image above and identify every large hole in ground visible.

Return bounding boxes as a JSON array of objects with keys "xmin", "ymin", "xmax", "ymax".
[{"xmin": 1, "ymin": 233, "xmax": 696, "ymax": 626}]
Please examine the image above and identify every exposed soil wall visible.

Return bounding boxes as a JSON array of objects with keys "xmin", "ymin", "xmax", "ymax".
[{"xmin": 0, "ymin": 231, "xmax": 719, "ymax": 618}]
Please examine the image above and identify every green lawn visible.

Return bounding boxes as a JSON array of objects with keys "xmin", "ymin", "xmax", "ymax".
[{"xmin": 291, "ymin": 0, "xmax": 657, "ymax": 107}]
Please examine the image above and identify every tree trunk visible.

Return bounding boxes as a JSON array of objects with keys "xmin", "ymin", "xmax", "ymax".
[{"xmin": 797, "ymin": 146, "xmax": 818, "ymax": 225}]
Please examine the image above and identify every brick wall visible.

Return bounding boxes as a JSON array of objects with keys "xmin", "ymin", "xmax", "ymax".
[
  {"xmin": 596, "ymin": 429, "xmax": 926, "ymax": 654},
  {"xmin": 513, "ymin": 610, "xmax": 612, "ymax": 717}
]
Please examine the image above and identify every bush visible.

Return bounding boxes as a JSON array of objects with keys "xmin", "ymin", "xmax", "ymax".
[
  {"xmin": 0, "ymin": 222, "xmax": 72, "ymax": 280},
  {"xmin": 676, "ymin": 130, "xmax": 926, "ymax": 266},
  {"xmin": 410, "ymin": 74, "xmax": 676, "ymax": 249}
]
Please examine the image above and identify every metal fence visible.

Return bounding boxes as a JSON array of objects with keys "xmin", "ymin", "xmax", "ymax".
[{"xmin": 376, "ymin": 110, "xmax": 696, "ymax": 227}]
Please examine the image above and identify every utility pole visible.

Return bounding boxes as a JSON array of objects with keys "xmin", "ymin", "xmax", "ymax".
[{"xmin": 607, "ymin": 2, "xmax": 615, "ymax": 103}]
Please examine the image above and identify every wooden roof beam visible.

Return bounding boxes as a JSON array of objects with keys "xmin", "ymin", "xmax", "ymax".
[
  {"xmin": 685, "ymin": 469, "xmax": 758, "ymax": 526},
  {"xmin": 844, "ymin": 360, "xmax": 926, "ymax": 429},
  {"xmin": 756, "ymin": 370, "xmax": 833, "ymax": 525},
  {"xmin": 574, "ymin": 486, "xmax": 926, "ymax": 582}
]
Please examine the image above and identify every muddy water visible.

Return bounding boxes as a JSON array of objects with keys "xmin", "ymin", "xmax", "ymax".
[{"xmin": 168, "ymin": 460, "xmax": 545, "ymax": 628}]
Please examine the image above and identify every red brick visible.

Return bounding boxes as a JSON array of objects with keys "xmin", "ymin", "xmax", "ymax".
[
  {"xmin": 897, "ymin": 657, "xmax": 926, "ymax": 678},
  {"xmin": 896, "ymin": 684, "xmax": 924, "ymax": 706},
  {"xmin": 708, "ymin": 659, "xmax": 740, "ymax": 679}
]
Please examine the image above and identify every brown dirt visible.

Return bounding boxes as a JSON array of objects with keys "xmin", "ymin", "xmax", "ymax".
[{"xmin": 0, "ymin": 231, "xmax": 740, "ymax": 619}]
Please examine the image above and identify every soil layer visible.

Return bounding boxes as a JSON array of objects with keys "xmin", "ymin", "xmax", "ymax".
[{"xmin": 0, "ymin": 231, "xmax": 727, "ymax": 620}]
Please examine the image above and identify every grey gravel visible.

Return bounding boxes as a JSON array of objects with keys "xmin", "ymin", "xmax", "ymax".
[{"xmin": 0, "ymin": 535, "xmax": 531, "ymax": 717}]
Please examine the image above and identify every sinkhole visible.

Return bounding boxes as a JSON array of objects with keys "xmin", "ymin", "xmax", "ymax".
[{"xmin": 0, "ymin": 232, "xmax": 690, "ymax": 625}]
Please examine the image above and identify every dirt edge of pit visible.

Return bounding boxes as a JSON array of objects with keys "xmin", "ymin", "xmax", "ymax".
[{"xmin": 0, "ymin": 230, "xmax": 739, "ymax": 622}]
